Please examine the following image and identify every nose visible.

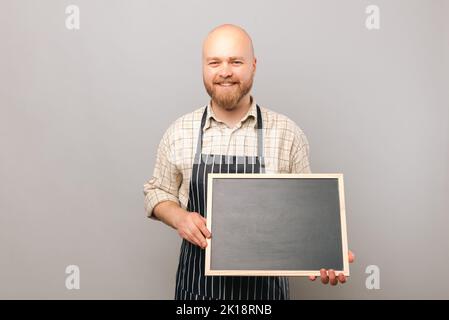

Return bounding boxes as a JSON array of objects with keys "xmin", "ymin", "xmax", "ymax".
[{"xmin": 218, "ymin": 62, "xmax": 233, "ymax": 78}]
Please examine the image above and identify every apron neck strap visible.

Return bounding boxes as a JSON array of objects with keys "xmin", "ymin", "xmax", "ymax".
[{"xmin": 256, "ymin": 104, "xmax": 264, "ymax": 160}]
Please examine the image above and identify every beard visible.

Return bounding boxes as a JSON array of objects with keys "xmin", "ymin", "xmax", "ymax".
[{"xmin": 204, "ymin": 75, "xmax": 254, "ymax": 111}]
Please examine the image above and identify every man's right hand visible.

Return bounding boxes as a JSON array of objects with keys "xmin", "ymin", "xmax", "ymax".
[{"xmin": 174, "ymin": 211, "xmax": 211, "ymax": 249}]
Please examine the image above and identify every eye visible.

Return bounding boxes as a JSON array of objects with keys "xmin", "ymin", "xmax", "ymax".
[
  {"xmin": 208, "ymin": 61, "xmax": 219, "ymax": 66},
  {"xmin": 232, "ymin": 61, "xmax": 243, "ymax": 65}
]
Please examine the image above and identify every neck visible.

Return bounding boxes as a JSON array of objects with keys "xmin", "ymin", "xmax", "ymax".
[{"xmin": 211, "ymin": 94, "xmax": 252, "ymax": 128}]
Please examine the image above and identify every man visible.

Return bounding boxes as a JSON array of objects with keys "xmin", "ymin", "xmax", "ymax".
[{"xmin": 143, "ymin": 24, "xmax": 354, "ymax": 300}]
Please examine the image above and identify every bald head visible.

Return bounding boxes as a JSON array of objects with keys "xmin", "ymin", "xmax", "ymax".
[
  {"xmin": 202, "ymin": 24, "xmax": 255, "ymax": 60},
  {"xmin": 202, "ymin": 24, "xmax": 257, "ymax": 111}
]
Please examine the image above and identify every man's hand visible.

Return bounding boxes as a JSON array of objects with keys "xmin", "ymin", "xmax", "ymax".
[
  {"xmin": 174, "ymin": 211, "xmax": 211, "ymax": 249},
  {"xmin": 308, "ymin": 250, "xmax": 355, "ymax": 286}
]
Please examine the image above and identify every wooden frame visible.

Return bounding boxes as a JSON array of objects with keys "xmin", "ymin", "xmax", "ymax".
[{"xmin": 205, "ymin": 173, "xmax": 349, "ymax": 277}]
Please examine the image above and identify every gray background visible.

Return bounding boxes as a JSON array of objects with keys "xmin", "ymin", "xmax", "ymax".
[
  {"xmin": 211, "ymin": 178, "xmax": 343, "ymax": 271},
  {"xmin": 0, "ymin": 0, "xmax": 448, "ymax": 299}
]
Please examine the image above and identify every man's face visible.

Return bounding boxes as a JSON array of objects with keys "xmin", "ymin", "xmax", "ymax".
[{"xmin": 202, "ymin": 30, "xmax": 256, "ymax": 110}]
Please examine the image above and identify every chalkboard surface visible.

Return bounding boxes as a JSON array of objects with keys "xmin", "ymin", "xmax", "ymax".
[{"xmin": 205, "ymin": 174, "xmax": 349, "ymax": 277}]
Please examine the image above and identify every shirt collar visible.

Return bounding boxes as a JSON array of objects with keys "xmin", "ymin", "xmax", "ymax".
[{"xmin": 203, "ymin": 96, "xmax": 258, "ymax": 131}]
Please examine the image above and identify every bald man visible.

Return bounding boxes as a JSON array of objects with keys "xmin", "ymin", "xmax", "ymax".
[{"xmin": 143, "ymin": 24, "xmax": 354, "ymax": 300}]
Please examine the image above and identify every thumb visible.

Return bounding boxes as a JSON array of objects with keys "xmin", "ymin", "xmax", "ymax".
[{"xmin": 349, "ymin": 250, "xmax": 355, "ymax": 263}]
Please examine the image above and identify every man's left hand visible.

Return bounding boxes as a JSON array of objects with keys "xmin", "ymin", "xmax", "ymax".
[{"xmin": 308, "ymin": 250, "xmax": 355, "ymax": 286}]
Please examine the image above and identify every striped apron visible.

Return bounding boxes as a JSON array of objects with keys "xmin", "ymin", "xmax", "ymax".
[{"xmin": 174, "ymin": 104, "xmax": 290, "ymax": 300}]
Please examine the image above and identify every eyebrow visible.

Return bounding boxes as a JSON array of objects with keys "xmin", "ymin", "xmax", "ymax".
[{"xmin": 206, "ymin": 56, "xmax": 246, "ymax": 61}]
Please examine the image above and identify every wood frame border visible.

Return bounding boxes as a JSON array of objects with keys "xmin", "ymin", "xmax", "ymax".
[{"xmin": 205, "ymin": 173, "xmax": 349, "ymax": 277}]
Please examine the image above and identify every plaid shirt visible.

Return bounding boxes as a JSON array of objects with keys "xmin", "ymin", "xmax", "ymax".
[{"xmin": 143, "ymin": 97, "xmax": 312, "ymax": 219}]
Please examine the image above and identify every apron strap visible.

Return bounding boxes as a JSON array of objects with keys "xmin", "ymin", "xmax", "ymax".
[
  {"xmin": 256, "ymin": 104, "xmax": 264, "ymax": 159},
  {"xmin": 193, "ymin": 106, "xmax": 209, "ymax": 164},
  {"xmin": 194, "ymin": 103, "xmax": 265, "ymax": 161}
]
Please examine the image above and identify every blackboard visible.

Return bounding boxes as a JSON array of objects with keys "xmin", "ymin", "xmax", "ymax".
[{"xmin": 205, "ymin": 174, "xmax": 349, "ymax": 277}]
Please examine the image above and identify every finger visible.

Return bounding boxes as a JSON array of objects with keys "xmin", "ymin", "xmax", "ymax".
[
  {"xmin": 193, "ymin": 214, "xmax": 211, "ymax": 238},
  {"xmin": 329, "ymin": 270, "xmax": 338, "ymax": 286},
  {"xmin": 349, "ymin": 250, "xmax": 355, "ymax": 263},
  {"xmin": 309, "ymin": 276, "xmax": 317, "ymax": 281},
  {"xmin": 192, "ymin": 228, "xmax": 207, "ymax": 248},
  {"xmin": 338, "ymin": 273, "xmax": 346, "ymax": 284},
  {"xmin": 200, "ymin": 223, "xmax": 212, "ymax": 239},
  {"xmin": 320, "ymin": 269, "xmax": 329, "ymax": 284},
  {"xmin": 186, "ymin": 230, "xmax": 205, "ymax": 248},
  {"xmin": 185, "ymin": 227, "xmax": 206, "ymax": 248},
  {"xmin": 191, "ymin": 212, "xmax": 203, "ymax": 221}
]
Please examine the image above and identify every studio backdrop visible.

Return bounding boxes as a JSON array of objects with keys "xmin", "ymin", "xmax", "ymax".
[{"xmin": 1, "ymin": 0, "xmax": 448, "ymax": 299}]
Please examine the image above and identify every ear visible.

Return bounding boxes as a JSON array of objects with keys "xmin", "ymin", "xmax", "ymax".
[{"xmin": 253, "ymin": 57, "xmax": 257, "ymax": 73}]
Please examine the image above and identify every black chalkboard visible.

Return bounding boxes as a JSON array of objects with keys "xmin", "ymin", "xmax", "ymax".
[{"xmin": 205, "ymin": 174, "xmax": 349, "ymax": 277}]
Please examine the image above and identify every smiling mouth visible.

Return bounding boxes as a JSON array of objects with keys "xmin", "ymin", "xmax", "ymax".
[{"xmin": 216, "ymin": 82, "xmax": 237, "ymax": 87}]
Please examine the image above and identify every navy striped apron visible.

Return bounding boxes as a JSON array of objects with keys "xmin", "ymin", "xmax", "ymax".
[{"xmin": 174, "ymin": 104, "xmax": 290, "ymax": 300}]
